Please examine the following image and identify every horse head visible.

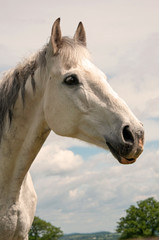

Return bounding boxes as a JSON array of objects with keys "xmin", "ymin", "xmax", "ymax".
[{"xmin": 43, "ymin": 18, "xmax": 144, "ymax": 164}]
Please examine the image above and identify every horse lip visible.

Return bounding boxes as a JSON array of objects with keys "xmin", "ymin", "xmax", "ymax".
[{"xmin": 106, "ymin": 142, "xmax": 136, "ymax": 165}]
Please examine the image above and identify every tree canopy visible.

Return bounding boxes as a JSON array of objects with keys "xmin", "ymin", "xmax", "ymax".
[
  {"xmin": 29, "ymin": 216, "xmax": 63, "ymax": 240},
  {"xmin": 116, "ymin": 197, "xmax": 159, "ymax": 239}
]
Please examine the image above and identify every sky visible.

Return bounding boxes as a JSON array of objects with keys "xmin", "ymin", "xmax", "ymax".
[{"xmin": 0, "ymin": 0, "xmax": 159, "ymax": 234}]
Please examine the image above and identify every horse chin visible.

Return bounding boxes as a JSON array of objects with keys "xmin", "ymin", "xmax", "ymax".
[
  {"xmin": 119, "ymin": 157, "xmax": 136, "ymax": 165},
  {"xmin": 106, "ymin": 142, "xmax": 136, "ymax": 165}
]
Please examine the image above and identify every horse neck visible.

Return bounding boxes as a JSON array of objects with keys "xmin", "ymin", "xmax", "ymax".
[{"xmin": 0, "ymin": 67, "xmax": 50, "ymax": 202}]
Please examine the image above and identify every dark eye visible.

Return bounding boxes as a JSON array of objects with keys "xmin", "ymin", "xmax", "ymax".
[{"xmin": 63, "ymin": 74, "xmax": 79, "ymax": 86}]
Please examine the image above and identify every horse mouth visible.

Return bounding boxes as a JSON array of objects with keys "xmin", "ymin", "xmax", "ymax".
[{"xmin": 106, "ymin": 142, "xmax": 136, "ymax": 165}]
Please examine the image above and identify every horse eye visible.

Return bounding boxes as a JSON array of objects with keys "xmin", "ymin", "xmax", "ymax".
[{"xmin": 63, "ymin": 75, "xmax": 79, "ymax": 86}]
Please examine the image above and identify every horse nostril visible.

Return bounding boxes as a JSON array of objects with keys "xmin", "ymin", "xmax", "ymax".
[{"xmin": 122, "ymin": 125, "xmax": 134, "ymax": 144}]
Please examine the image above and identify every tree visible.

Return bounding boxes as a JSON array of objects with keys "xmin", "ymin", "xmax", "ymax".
[
  {"xmin": 116, "ymin": 197, "xmax": 159, "ymax": 239},
  {"xmin": 29, "ymin": 216, "xmax": 63, "ymax": 240}
]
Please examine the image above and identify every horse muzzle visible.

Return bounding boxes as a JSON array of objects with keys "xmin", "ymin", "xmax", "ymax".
[{"xmin": 106, "ymin": 124, "xmax": 144, "ymax": 164}]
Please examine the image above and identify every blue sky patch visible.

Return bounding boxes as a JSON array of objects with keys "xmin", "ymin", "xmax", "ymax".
[
  {"xmin": 145, "ymin": 140, "xmax": 159, "ymax": 150},
  {"xmin": 69, "ymin": 146, "xmax": 106, "ymax": 160}
]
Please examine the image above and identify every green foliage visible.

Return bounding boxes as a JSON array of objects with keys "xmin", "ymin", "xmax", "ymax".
[
  {"xmin": 116, "ymin": 197, "xmax": 159, "ymax": 239},
  {"xmin": 29, "ymin": 216, "xmax": 63, "ymax": 240}
]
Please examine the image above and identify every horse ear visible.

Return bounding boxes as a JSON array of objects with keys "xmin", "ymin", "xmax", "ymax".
[
  {"xmin": 51, "ymin": 18, "xmax": 62, "ymax": 55},
  {"xmin": 74, "ymin": 22, "xmax": 86, "ymax": 46}
]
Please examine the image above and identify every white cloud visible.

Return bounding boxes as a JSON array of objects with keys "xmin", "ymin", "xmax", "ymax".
[
  {"xmin": 109, "ymin": 33, "xmax": 159, "ymax": 110},
  {"xmin": 31, "ymin": 145, "xmax": 159, "ymax": 233},
  {"xmin": 31, "ymin": 144, "xmax": 83, "ymax": 177},
  {"xmin": 69, "ymin": 188, "xmax": 85, "ymax": 200}
]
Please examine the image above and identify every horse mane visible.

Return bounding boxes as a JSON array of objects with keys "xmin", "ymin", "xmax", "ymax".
[
  {"xmin": 0, "ymin": 45, "xmax": 47, "ymax": 140},
  {"xmin": 0, "ymin": 36, "xmax": 89, "ymax": 141}
]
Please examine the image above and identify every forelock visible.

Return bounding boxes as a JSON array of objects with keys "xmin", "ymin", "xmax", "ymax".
[{"xmin": 59, "ymin": 37, "xmax": 91, "ymax": 69}]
